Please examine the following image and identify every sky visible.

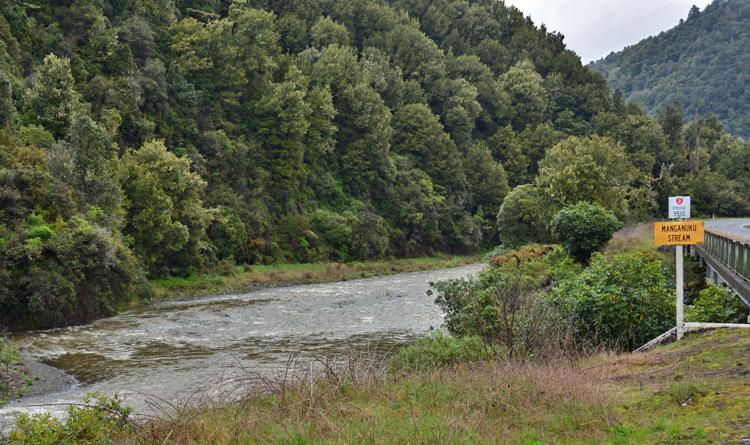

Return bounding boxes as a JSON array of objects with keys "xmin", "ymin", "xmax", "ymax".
[{"xmin": 504, "ymin": 0, "xmax": 713, "ymax": 63}]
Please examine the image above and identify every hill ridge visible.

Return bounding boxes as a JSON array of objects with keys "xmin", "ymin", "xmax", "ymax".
[{"xmin": 591, "ymin": 0, "xmax": 750, "ymax": 138}]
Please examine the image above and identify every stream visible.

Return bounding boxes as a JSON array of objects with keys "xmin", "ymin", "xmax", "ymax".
[{"xmin": 0, "ymin": 264, "xmax": 483, "ymax": 430}]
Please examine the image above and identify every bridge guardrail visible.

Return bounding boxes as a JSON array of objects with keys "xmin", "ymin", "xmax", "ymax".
[{"xmin": 703, "ymin": 229, "xmax": 750, "ymax": 283}]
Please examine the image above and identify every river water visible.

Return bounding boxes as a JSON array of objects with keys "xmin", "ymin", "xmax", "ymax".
[{"xmin": 0, "ymin": 264, "xmax": 483, "ymax": 429}]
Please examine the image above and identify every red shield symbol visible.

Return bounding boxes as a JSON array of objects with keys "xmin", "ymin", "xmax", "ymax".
[{"xmin": 676, "ymin": 198, "xmax": 684, "ymax": 205}]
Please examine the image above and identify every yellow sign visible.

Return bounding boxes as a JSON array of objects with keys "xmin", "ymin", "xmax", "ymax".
[{"xmin": 654, "ymin": 221, "xmax": 705, "ymax": 246}]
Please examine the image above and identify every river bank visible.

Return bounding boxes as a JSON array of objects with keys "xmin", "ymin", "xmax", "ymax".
[
  {"xmin": 148, "ymin": 255, "xmax": 480, "ymax": 301},
  {"xmin": 10, "ymin": 329, "xmax": 750, "ymax": 444},
  {"xmin": 1, "ymin": 263, "xmax": 485, "ymax": 434}
]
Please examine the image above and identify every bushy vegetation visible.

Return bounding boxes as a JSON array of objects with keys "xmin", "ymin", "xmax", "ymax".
[
  {"xmin": 686, "ymin": 285, "xmax": 746, "ymax": 324},
  {"xmin": 593, "ymin": 0, "xmax": 750, "ymax": 139},
  {"xmin": 552, "ymin": 202, "xmax": 623, "ymax": 263},
  {"xmin": 11, "ymin": 393, "xmax": 132, "ymax": 444},
  {"xmin": 550, "ymin": 253, "xmax": 675, "ymax": 351},
  {"xmin": 431, "ymin": 245, "xmax": 579, "ymax": 359},
  {"xmin": 392, "ymin": 331, "xmax": 490, "ymax": 371},
  {"xmin": 0, "ymin": 0, "xmax": 612, "ymax": 330}
]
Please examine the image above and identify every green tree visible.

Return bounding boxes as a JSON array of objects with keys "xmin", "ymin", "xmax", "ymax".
[
  {"xmin": 392, "ymin": 103, "xmax": 467, "ymax": 197},
  {"xmin": 488, "ymin": 125, "xmax": 528, "ymax": 186},
  {"xmin": 536, "ymin": 136, "xmax": 637, "ymax": 218},
  {"xmin": 66, "ymin": 114, "xmax": 123, "ymax": 226},
  {"xmin": 551, "ymin": 202, "xmax": 623, "ymax": 263},
  {"xmin": 496, "ymin": 184, "xmax": 553, "ymax": 247},
  {"xmin": 382, "ymin": 158, "xmax": 444, "ymax": 256},
  {"xmin": 255, "ymin": 66, "xmax": 311, "ymax": 211},
  {"xmin": 336, "ymin": 82, "xmax": 392, "ymax": 201},
  {"xmin": 499, "ymin": 59, "xmax": 549, "ymax": 131},
  {"xmin": 23, "ymin": 54, "xmax": 85, "ymax": 138},
  {"xmin": 0, "ymin": 216, "xmax": 141, "ymax": 331},
  {"xmin": 121, "ymin": 140, "xmax": 210, "ymax": 277},
  {"xmin": 464, "ymin": 142, "xmax": 509, "ymax": 217},
  {"xmin": 311, "ymin": 16, "xmax": 350, "ymax": 48}
]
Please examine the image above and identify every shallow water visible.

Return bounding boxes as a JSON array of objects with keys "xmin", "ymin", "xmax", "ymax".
[{"xmin": 0, "ymin": 264, "xmax": 483, "ymax": 429}]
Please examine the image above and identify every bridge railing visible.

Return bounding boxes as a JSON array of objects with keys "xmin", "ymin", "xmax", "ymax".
[{"xmin": 703, "ymin": 230, "xmax": 750, "ymax": 282}]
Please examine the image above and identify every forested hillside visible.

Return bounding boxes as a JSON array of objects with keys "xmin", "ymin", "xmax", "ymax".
[
  {"xmin": 592, "ymin": 0, "xmax": 750, "ymax": 138},
  {"xmin": 1, "ymin": 0, "xmax": 748, "ymax": 331}
]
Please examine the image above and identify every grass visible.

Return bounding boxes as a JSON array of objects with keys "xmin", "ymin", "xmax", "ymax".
[
  {"xmin": 0, "ymin": 338, "xmax": 26, "ymax": 404},
  {"xmin": 149, "ymin": 255, "xmax": 479, "ymax": 300},
  {"xmin": 604, "ymin": 223, "xmax": 660, "ymax": 257},
  {"xmin": 0, "ymin": 339, "xmax": 20, "ymax": 366},
  {"xmin": 85, "ymin": 328, "xmax": 749, "ymax": 444}
]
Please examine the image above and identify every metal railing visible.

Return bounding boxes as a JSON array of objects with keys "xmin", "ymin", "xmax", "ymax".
[{"xmin": 703, "ymin": 230, "xmax": 750, "ymax": 282}]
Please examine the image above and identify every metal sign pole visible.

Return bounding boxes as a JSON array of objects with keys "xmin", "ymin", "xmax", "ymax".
[{"xmin": 676, "ymin": 244, "xmax": 684, "ymax": 340}]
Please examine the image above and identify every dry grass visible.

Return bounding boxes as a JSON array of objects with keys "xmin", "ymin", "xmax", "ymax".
[
  {"xmin": 604, "ymin": 223, "xmax": 654, "ymax": 255},
  {"xmin": 105, "ymin": 329, "xmax": 750, "ymax": 444},
  {"xmin": 124, "ymin": 355, "xmax": 615, "ymax": 445}
]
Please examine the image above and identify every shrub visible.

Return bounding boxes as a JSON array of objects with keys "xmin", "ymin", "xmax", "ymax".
[
  {"xmin": 310, "ymin": 208, "xmax": 354, "ymax": 261},
  {"xmin": 487, "ymin": 245, "xmax": 581, "ymax": 287},
  {"xmin": 392, "ymin": 332, "xmax": 490, "ymax": 371},
  {"xmin": 11, "ymin": 393, "xmax": 132, "ymax": 444},
  {"xmin": 431, "ymin": 248, "xmax": 576, "ymax": 359},
  {"xmin": 350, "ymin": 211, "xmax": 389, "ymax": 260},
  {"xmin": 208, "ymin": 206, "xmax": 250, "ymax": 262},
  {"xmin": 0, "ymin": 339, "xmax": 24, "ymax": 401},
  {"xmin": 551, "ymin": 202, "xmax": 623, "ymax": 263},
  {"xmin": 686, "ymin": 285, "xmax": 745, "ymax": 323},
  {"xmin": 275, "ymin": 213, "xmax": 319, "ymax": 262},
  {"xmin": 482, "ymin": 244, "xmax": 508, "ymax": 261},
  {"xmin": 550, "ymin": 253, "xmax": 674, "ymax": 351}
]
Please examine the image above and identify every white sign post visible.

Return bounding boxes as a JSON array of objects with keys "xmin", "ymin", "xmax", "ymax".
[
  {"xmin": 669, "ymin": 196, "xmax": 691, "ymax": 340},
  {"xmin": 676, "ymin": 244, "xmax": 684, "ymax": 340},
  {"xmin": 669, "ymin": 196, "xmax": 691, "ymax": 219}
]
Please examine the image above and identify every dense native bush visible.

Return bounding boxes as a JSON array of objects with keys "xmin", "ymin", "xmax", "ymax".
[
  {"xmin": 310, "ymin": 208, "xmax": 355, "ymax": 261},
  {"xmin": 550, "ymin": 253, "xmax": 674, "ymax": 351},
  {"xmin": 207, "ymin": 206, "xmax": 251, "ymax": 263},
  {"xmin": 551, "ymin": 202, "xmax": 623, "ymax": 263},
  {"xmin": 349, "ymin": 211, "xmax": 390, "ymax": 260},
  {"xmin": 0, "ymin": 216, "xmax": 142, "ymax": 331},
  {"xmin": 686, "ymin": 285, "xmax": 746, "ymax": 324}
]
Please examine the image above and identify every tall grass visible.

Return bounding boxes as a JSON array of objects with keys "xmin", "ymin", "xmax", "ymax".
[
  {"xmin": 0, "ymin": 339, "xmax": 20, "ymax": 366},
  {"xmin": 126, "ymin": 352, "xmax": 614, "ymax": 445},
  {"xmin": 604, "ymin": 223, "xmax": 655, "ymax": 255}
]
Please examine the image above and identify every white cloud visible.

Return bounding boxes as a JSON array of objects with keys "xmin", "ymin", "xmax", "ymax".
[{"xmin": 504, "ymin": 0, "xmax": 713, "ymax": 62}]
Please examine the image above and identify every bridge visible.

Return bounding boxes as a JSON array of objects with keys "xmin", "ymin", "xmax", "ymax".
[{"xmin": 690, "ymin": 219, "xmax": 750, "ymax": 313}]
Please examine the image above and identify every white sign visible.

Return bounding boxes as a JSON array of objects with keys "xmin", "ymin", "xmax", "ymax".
[{"xmin": 669, "ymin": 196, "xmax": 691, "ymax": 219}]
